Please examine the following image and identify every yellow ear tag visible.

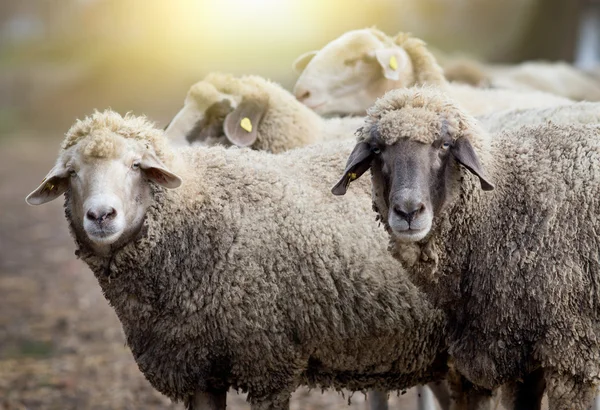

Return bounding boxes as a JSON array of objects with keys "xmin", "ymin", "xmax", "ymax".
[
  {"xmin": 389, "ymin": 55, "xmax": 398, "ymax": 71},
  {"xmin": 240, "ymin": 117, "xmax": 252, "ymax": 133},
  {"xmin": 348, "ymin": 172, "xmax": 357, "ymax": 181},
  {"xmin": 45, "ymin": 182, "xmax": 55, "ymax": 191}
]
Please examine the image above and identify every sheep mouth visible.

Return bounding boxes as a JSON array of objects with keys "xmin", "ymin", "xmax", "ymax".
[
  {"xmin": 85, "ymin": 227, "xmax": 123, "ymax": 245},
  {"xmin": 390, "ymin": 227, "xmax": 430, "ymax": 242},
  {"xmin": 305, "ymin": 100, "xmax": 328, "ymax": 110}
]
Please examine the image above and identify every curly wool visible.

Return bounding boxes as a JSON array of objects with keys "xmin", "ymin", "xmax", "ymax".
[
  {"xmin": 363, "ymin": 88, "xmax": 600, "ymax": 409},
  {"xmin": 392, "ymin": 32, "xmax": 447, "ymax": 87},
  {"xmin": 64, "ymin": 111, "xmax": 448, "ymax": 406},
  {"xmin": 64, "ymin": 110, "xmax": 174, "ymax": 165}
]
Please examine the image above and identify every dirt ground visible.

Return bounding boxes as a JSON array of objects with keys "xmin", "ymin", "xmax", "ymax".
[{"xmin": 0, "ymin": 132, "xmax": 425, "ymax": 409}]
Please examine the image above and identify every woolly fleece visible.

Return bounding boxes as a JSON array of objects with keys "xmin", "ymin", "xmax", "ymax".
[
  {"xmin": 166, "ymin": 73, "xmax": 364, "ymax": 153},
  {"xmin": 293, "ymin": 28, "xmax": 574, "ymax": 116},
  {"xmin": 61, "ymin": 111, "xmax": 448, "ymax": 408},
  {"xmin": 359, "ymin": 87, "xmax": 600, "ymax": 410}
]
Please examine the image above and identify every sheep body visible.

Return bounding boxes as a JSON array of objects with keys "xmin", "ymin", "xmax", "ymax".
[
  {"xmin": 477, "ymin": 101, "xmax": 600, "ymax": 134},
  {"xmin": 346, "ymin": 87, "xmax": 600, "ymax": 409},
  {"xmin": 55, "ymin": 111, "xmax": 448, "ymax": 408},
  {"xmin": 293, "ymin": 28, "xmax": 573, "ymax": 117},
  {"xmin": 443, "ymin": 59, "xmax": 600, "ymax": 102},
  {"xmin": 165, "ymin": 73, "xmax": 364, "ymax": 152}
]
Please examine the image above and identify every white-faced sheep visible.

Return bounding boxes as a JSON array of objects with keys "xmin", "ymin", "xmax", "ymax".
[
  {"xmin": 292, "ymin": 28, "xmax": 573, "ymax": 117},
  {"xmin": 164, "ymin": 72, "xmax": 364, "ymax": 152},
  {"xmin": 333, "ymin": 86, "xmax": 600, "ymax": 410},
  {"xmin": 25, "ymin": 110, "xmax": 476, "ymax": 410}
]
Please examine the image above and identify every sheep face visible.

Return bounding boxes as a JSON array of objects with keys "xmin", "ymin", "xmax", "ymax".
[
  {"xmin": 26, "ymin": 133, "xmax": 181, "ymax": 254},
  {"xmin": 293, "ymin": 29, "xmax": 411, "ymax": 116},
  {"xmin": 332, "ymin": 116, "xmax": 493, "ymax": 243}
]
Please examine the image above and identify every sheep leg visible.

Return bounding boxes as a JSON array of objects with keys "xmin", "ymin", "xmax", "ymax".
[
  {"xmin": 248, "ymin": 391, "xmax": 291, "ymax": 410},
  {"xmin": 427, "ymin": 380, "xmax": 451, "ymax": 410},
  {"xmin": 447, "ymin": 370, "xmax": 494, "ymax": 410},
  {"xmin": 369, "ymin": 389, "xmax": 389, "ymax": 410},
  {"xmin": 503, "ymin": 367, "xmax": 545, "ymax": 410},
  {"xmin": 186, "ymin": 389, "xmax": 227, "ymax": 410},
  {"xmin": 544, "ymin": 368, "xmax": 597, "ymax": 410}
]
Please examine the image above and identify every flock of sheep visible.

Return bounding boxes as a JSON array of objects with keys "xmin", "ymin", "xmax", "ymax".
[{"xmin": 25, "ymin": 28, "xmax": 600, "ymax": 410}]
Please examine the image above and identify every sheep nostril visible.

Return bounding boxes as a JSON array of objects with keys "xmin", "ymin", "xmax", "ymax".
[
  {"xmin": 296, "ymin": 90, "xmax": 311, "ymax": 102},
  {"xmin": 394, "ymin": 203, "xmax": 425, "ymax": 224},
  {"xmin": 393, "ymin": 206, "xmax": 407, "ymax": 219},
  {"xmin": 86, "ymin": 207, "xmax": 117, "ymax": 223},
  {"xmin": 86, "ymin": 209, "xmax": 98, "ymax": 221},
  {"xmin": 105, "ymin": 208, "xmax": 117, "ymax": 220}
]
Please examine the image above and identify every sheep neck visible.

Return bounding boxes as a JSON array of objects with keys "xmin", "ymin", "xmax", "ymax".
[{"xmin": 387, "ymin": 172, "xmax": 485, "ymax": 315}]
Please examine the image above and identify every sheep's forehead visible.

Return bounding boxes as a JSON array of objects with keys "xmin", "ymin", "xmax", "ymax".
[
  {"xmin": 188, "ymin": 81, "xmax": 223, "ymax": 104},
  {"xmin": 374, "ymin": 108, "xmax": 452, "ymax": 145},
  {"xmin": 319, "ymin": 30, "xmax": 385, "ymax": 65},
  {"xmin": 196, "ymin": 75, "xmax": 269, "ymax": 105},
  {"xmin": 73, "ymin": 132, "xmax": 143, "ymax": 161}
]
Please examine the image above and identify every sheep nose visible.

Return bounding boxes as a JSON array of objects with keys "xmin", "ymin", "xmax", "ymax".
[
  {"xmin": 295, "ymin": 87, "xmax": 311, "ymax": 102},
  {"xmin": 86, "ymin": 206, "xmax": 117, "ymax": 224},
  {"xmin": 393, "ymin": 202, "xmax": 425, "ymax": 224}
]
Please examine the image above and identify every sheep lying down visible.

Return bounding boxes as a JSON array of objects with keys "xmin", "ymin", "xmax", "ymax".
[
  {"xmin": 292, "ymin": 28, "xmax": 573, "ymax": 117},
  {"xmin": 26, "ymin": 110, "xmax": 457, "ymax": 410},
  {"xmin": 165, "ymin": 72, "xmax": 364, "ymax": 152},
  {"xmin": 334, "ymin": 86, "xmax": 600, "ymax": 410}
]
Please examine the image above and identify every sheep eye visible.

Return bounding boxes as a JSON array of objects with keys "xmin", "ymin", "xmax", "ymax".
[
  {"xmin": 371, "ymin": 146, "xmax": 381, "ymax": 155},
  {"xmin": 132, "ymin": 161, "xmax": 141, "ymax": 170},
  {"xmin": 441, "ymin": 141, "xmax": 451, "ymax": 150},
  {"xmin": 68, "ymin": 169, "xmax": 77, "ymax": 177}
]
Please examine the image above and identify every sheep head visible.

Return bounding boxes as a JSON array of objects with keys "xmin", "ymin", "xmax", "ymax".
[
  {"xmin": 165, "ymin": 73, "xmax": 271, "ymax": 149},
  {"xmin": 292, "ymin": 28, "xmax": 418, "ymax": 116},
  {"xmin": 332, "ymin": 88, "xmax": 493, "ymax": 242},
  {"xmin": 26, "ymin": 110, "xmax": 182, "ymax": 255}
]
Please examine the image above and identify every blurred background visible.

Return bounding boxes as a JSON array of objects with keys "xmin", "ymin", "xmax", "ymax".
[{"xmin": 0, "ymin": 0, "xmax": 598, "ymax": 409}]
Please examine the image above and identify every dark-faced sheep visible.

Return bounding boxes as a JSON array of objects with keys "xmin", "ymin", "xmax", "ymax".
[{"xmin": 334, "ymin": 87, "xmax": 600, "ymax": 410}]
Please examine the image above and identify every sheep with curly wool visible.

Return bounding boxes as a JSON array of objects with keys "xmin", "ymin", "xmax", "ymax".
[
  {"xmin": 25, "ymin": 110, "xmax": 459, "ymax": 410},
  {"xmin": 166, "ymin": 73, "xmax": 458, "ymax": 410},
  {"xmin": 292, "ymin": 28, "xmax": 573, "ymax": 117},
  {"xmin": 333, "ymin": 86, "xmax": 600, "ymax": 410},
  {"xmin": 165, "ymin": 72, "xmax": 364, "ymax": 152}
]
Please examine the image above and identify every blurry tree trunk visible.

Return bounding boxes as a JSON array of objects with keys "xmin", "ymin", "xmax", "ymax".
[{"xmin": 504, "ymin": 0, "xmax": 583, "ymax": 63}]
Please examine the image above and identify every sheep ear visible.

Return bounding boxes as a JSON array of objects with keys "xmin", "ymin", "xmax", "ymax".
[
  {"xmin": 185, "ymin": 100, "xmax": 233, "ymax": 144},
  {"xmin": 293, "ymin": 51, "xmax": 317, "ymax": 73},
  {"xmin": 26, "ymin": 163, "xmax": 70, "ymax": 205},
  {"xmin": 372, "ymin": 48, "xmax": 409, "ymax": 81},
  {"xmin": 223, "ymin": 100, "xmax": 267, "ymax": 148},
  {"xmin": 140, "ymin": 152, "xmax": 182, "ymax": 189},
  {"xmin": 332, "ymin": 141, "xmax": 374, "ymax": 196},
  {"xmin": 451, "ymin": 138, "xmax": 494, "ymax": 191}
]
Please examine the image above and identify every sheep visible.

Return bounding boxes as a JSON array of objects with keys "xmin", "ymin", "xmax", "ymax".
[
  {"xmin": 165, "ymin": 72, "xmax": 450, "ymax": 410},
  {"xmin": 292, "ymin": 28, "xmax": 573, "ymax": 117},
  {"xmin": 24, "ymin": 110, "xmax": 474, "ymax": 410},
  {"xmin": 164, "ymin": 72, "xmax": 364, "ymax": 152},
  {"xmin": 333, "ymin": 86, "xmax": 600, "ymax": 410},
  {"xmin": 476, "ymin": 101, "xmax": 600, "ymax": 134},
  {"xmin": 442, "ymin": 59, "xmax": 600, "ymax": 102}
]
